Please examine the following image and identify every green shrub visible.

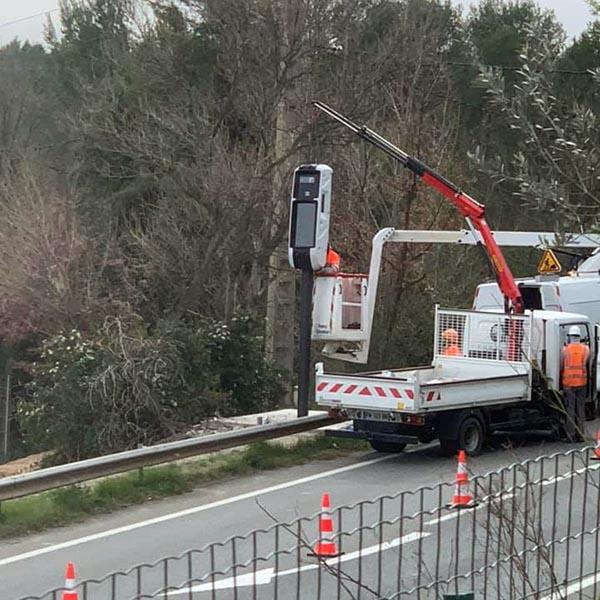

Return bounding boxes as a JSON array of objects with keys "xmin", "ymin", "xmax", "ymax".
[
  {"xmin": 18, "ymin": 330, "xmax": 104, "ymax": 460},
  {"xmin": 207, "ymin": 316, "xmax": 285, "ymax": 415},
  {"xmin": 17, "ymin": 314, "xmax": 285, "ymax": 460}
]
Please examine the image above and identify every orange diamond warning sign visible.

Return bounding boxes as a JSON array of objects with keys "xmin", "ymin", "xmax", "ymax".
[{"xmin": 537, "ymin": 249, "xmax": 562, "ymax": 274}]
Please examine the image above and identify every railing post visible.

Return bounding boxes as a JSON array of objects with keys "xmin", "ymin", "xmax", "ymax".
[{"xmin": 2, "ymin": 366, "xmax": 10, "ymax": 460}]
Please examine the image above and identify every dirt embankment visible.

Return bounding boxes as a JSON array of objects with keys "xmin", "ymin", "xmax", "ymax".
[{"xmin": 0, "ymin": 453, "xmax": 45, "ymax": 478}]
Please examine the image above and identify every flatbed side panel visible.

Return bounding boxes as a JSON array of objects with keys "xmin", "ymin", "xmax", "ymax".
[
  {"xmin": 316, "ymin": 374, "xmax": 419, "ymax": 411},
  {"xmin": 316, "ymin": 370, "xmax": 530, "ymax": 413},
  {"xmin": 419, "ymin": 374, "xmax": 530, "ymax": 411}
]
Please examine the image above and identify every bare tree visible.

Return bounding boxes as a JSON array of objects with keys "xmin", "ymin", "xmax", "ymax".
[{"xmin": 0, "ymin": 163, "xmax": 121, "ymax": 340}]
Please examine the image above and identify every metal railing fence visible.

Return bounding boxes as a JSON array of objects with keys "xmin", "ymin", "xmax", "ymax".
[{"xmin": 14, "ymin": 446, "xmax": 600, "ymax": 600}]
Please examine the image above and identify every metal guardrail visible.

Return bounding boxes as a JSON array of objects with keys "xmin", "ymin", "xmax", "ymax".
[
  {"xmin": 0, "ymin": 414, "xmax": 336, "ymax": 502},
  {"xmin": 15, "ymin": 445, "xmax": 600, "ymax": 600}
]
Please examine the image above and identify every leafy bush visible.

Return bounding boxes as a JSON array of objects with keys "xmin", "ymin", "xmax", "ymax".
[
  {"xmin": 207, "ymin": 316, "xmax": 285, "ymax": 415},
  {"xmin": 17, "ymin": 315, "xmax": 285, "ymax": 461},
  {"xmin": 18, "ymin": 330, "xmax": 103, "ymax": 460}
]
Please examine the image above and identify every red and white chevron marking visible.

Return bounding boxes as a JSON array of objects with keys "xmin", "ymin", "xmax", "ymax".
[
  {"xmin": 423, "ymin": 390, "xmax": 441, "ymax": 402},
  {"xmin": 316, "ymin": 381, "xmax": 414, "ymax": 400}
]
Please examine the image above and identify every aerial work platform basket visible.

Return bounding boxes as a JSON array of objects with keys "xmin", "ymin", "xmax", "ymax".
[
  {"xmin": 311, "ymin": 273, "xmax": 370, "ymax": 362},
  {"xmin": 310, "ymin": 228, "xmax": 394, "ymax": 364}
]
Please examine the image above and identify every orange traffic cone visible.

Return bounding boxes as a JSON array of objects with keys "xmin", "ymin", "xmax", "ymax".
[
  {"xmin": 62, "ymin": 562, "xmax": 78, "ymax": 600},
  {"xmin": 591, "ymin": 430, "xmax": 600, "ymax": 461},
  {"xmin": 311, "ymin": 493, "xmax": 341, "ymax": 558},
  {"xmin": 450, "ymin": 450, "xmax": 475, "ymax": 508}
]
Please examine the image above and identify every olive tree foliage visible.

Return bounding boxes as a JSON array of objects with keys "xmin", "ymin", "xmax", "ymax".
[
  {"xmin": 473, "ymin": 14, "xmax": 600, "ymax": 231},
  {"xmin": 451, "ymin": 1, "xmax": 565, "ymax": 230}
]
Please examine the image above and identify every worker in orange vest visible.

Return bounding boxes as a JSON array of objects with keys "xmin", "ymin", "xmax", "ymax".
[
  {"xmin": 441, "ymin": 328, "xmax": 462, "ymax": 357},
  {"xmin": 319, "ymin": 247, "xmax": 340, "ymax": 275},
  {"xmin": 561, "ymin": 325, "xmax": 590, "ymax": 442}
]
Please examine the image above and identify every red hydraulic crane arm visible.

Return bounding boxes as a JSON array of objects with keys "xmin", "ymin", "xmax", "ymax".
[
  {"xmin": 314, "ymin": 101, "xmax": 524, "ymax": 314},
  {"xmin": 421, "ymin": 173, "xmax": 523, "ymax": 313}
]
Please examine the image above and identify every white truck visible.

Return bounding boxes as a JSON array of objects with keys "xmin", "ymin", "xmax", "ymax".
[
  {"xmin": 474, "ymin": 250, "xmax": 600, "ymax": 324},
  {"xmin": 310, "ymin": 102, "xmax": 600, "ymax": 454},
  {"xmin": 316, "ymin": 305, "xmax": 599, "ymax": 455}
]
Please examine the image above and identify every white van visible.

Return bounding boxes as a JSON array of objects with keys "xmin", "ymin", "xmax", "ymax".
[{"xmin": 474, "ymin": 250, "xmax": 600, "ymax": 327}]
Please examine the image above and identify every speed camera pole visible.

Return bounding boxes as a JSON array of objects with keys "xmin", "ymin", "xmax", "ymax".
[
  {"xmin": 288, "ymin": 164, "xmax": 332, "ymax": 417},
  {"xmin": 298, "ymin": 268, "xmax": 314, "ymax": 417}
]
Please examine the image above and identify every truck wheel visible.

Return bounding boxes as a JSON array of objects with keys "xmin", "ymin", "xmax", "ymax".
[
  {"xmin": 369, "ymin": 440, "xmax": 407, "ymax": 453},
  {"xmin": 440, "ymin": 417, "xmax": 485, "ymax": 457},
  {"xmin": 457, "ymin": 416, "xmax": 484, "ymax": 456}
]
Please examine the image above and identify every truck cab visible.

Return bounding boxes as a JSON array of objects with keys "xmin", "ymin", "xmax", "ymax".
[{"xmin": 531, "ymin": 311, "xmax": 599, "ymax": 411}]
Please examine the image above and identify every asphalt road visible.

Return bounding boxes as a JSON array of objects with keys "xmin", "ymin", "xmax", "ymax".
[{"xmin": 3, "ymin": 423, "xmax": 600, "ymax": 600}]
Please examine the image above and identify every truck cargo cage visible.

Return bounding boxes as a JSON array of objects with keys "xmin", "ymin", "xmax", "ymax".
[{"xmin": 435, "ymin": 308, "xmax": 531, "ymax": 364}]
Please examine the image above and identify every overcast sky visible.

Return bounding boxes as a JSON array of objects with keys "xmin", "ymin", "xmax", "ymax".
[{"xmin": 0, "ymin": 0, "xmax": 596, "ymax": 47}]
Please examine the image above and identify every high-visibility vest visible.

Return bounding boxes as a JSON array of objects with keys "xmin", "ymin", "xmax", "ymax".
[
  {"xmin": 326, "ymin": 248, "xmax": 340, "ymax": 270},
  {"xmin": 442, "ymin": 344, "xmax": 462, "ymax": 357},
  {"xmin": 562, "ymin": 342, "xmax": 590, "ymax": 388}
]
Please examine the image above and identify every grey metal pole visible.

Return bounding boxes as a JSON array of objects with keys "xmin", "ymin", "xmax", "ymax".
[
  {"xmin": 3, "ymin": 370, "xmax": 10, "ymax": 459},
  {"xmin": 298, "ymin": 268, "xmax": 314, "ymax": 417}
]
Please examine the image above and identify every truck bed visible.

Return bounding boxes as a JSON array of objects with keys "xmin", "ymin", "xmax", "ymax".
[{"xmin": 315, "ymin": 358, "xmax": 530, "ymax": 414}]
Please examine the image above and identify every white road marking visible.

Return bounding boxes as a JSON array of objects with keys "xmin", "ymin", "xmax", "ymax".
[
  {"xmin": 167, "ymin": 569, "xmax": 277, "ymax": 593},
  {"xmin": 167, "ymin": 531, "xmax": 430, "ymax": 595},
  {"xmin": 0, "ymin": 454, "xmax": 397, "ymax": 567},
  {"xmin": 542, "ymin": 463, "xmax": 600, "ymax": 487},
  {"xmin": 539, "ymin": 572, "xmax": 600, "ymax": 600},
  {"xmin": 424, "ymin": 493, "xmax": 514, "ymax": 526},
  {"xmin": 321, "ymin": 530, "xmax": 427, "ymax": 565},
  {"xmin": 424, "ymin": 512, "xmax": 462, "ymax": 526}
]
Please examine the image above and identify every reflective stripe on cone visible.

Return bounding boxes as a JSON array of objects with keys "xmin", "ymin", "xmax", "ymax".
[
  {"xmin": 62, "ymin": 562, "xmax": 78, "ymax": 600},
  {"xmin": 451, "ymin": 450, "xmax": 475, "ymax": 508},
  {"xmin": 312, "ymin": 492, "xmax": 341, "ymax": 557}
]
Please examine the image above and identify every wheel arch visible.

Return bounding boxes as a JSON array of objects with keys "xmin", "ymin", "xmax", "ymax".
[{"xmin": 436, "ymin": 408, "xmax": 487, "ymax": 440}]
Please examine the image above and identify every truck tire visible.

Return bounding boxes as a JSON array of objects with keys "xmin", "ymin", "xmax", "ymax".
[
  {"xmin": 440, "ymin": 416, "xmax": 485, "ymax": 457},
  {"xmin": 457, "ymin": 416, "xmax": 485, "ymax": 456},
  {"xmin": 369, "ymin": 440, "xmax": 407, "ymax": 453}
]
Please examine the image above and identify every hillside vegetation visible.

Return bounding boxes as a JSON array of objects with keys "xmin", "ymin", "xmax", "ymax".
[{"xmin": 0, "ymin": 0, "xmax": 599, "ymax": 461}]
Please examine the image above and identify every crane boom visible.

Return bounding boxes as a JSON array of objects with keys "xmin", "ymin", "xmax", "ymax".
[{"xmin": 314, "ymin": 101, "xmax": 524, "ymax": 314}]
